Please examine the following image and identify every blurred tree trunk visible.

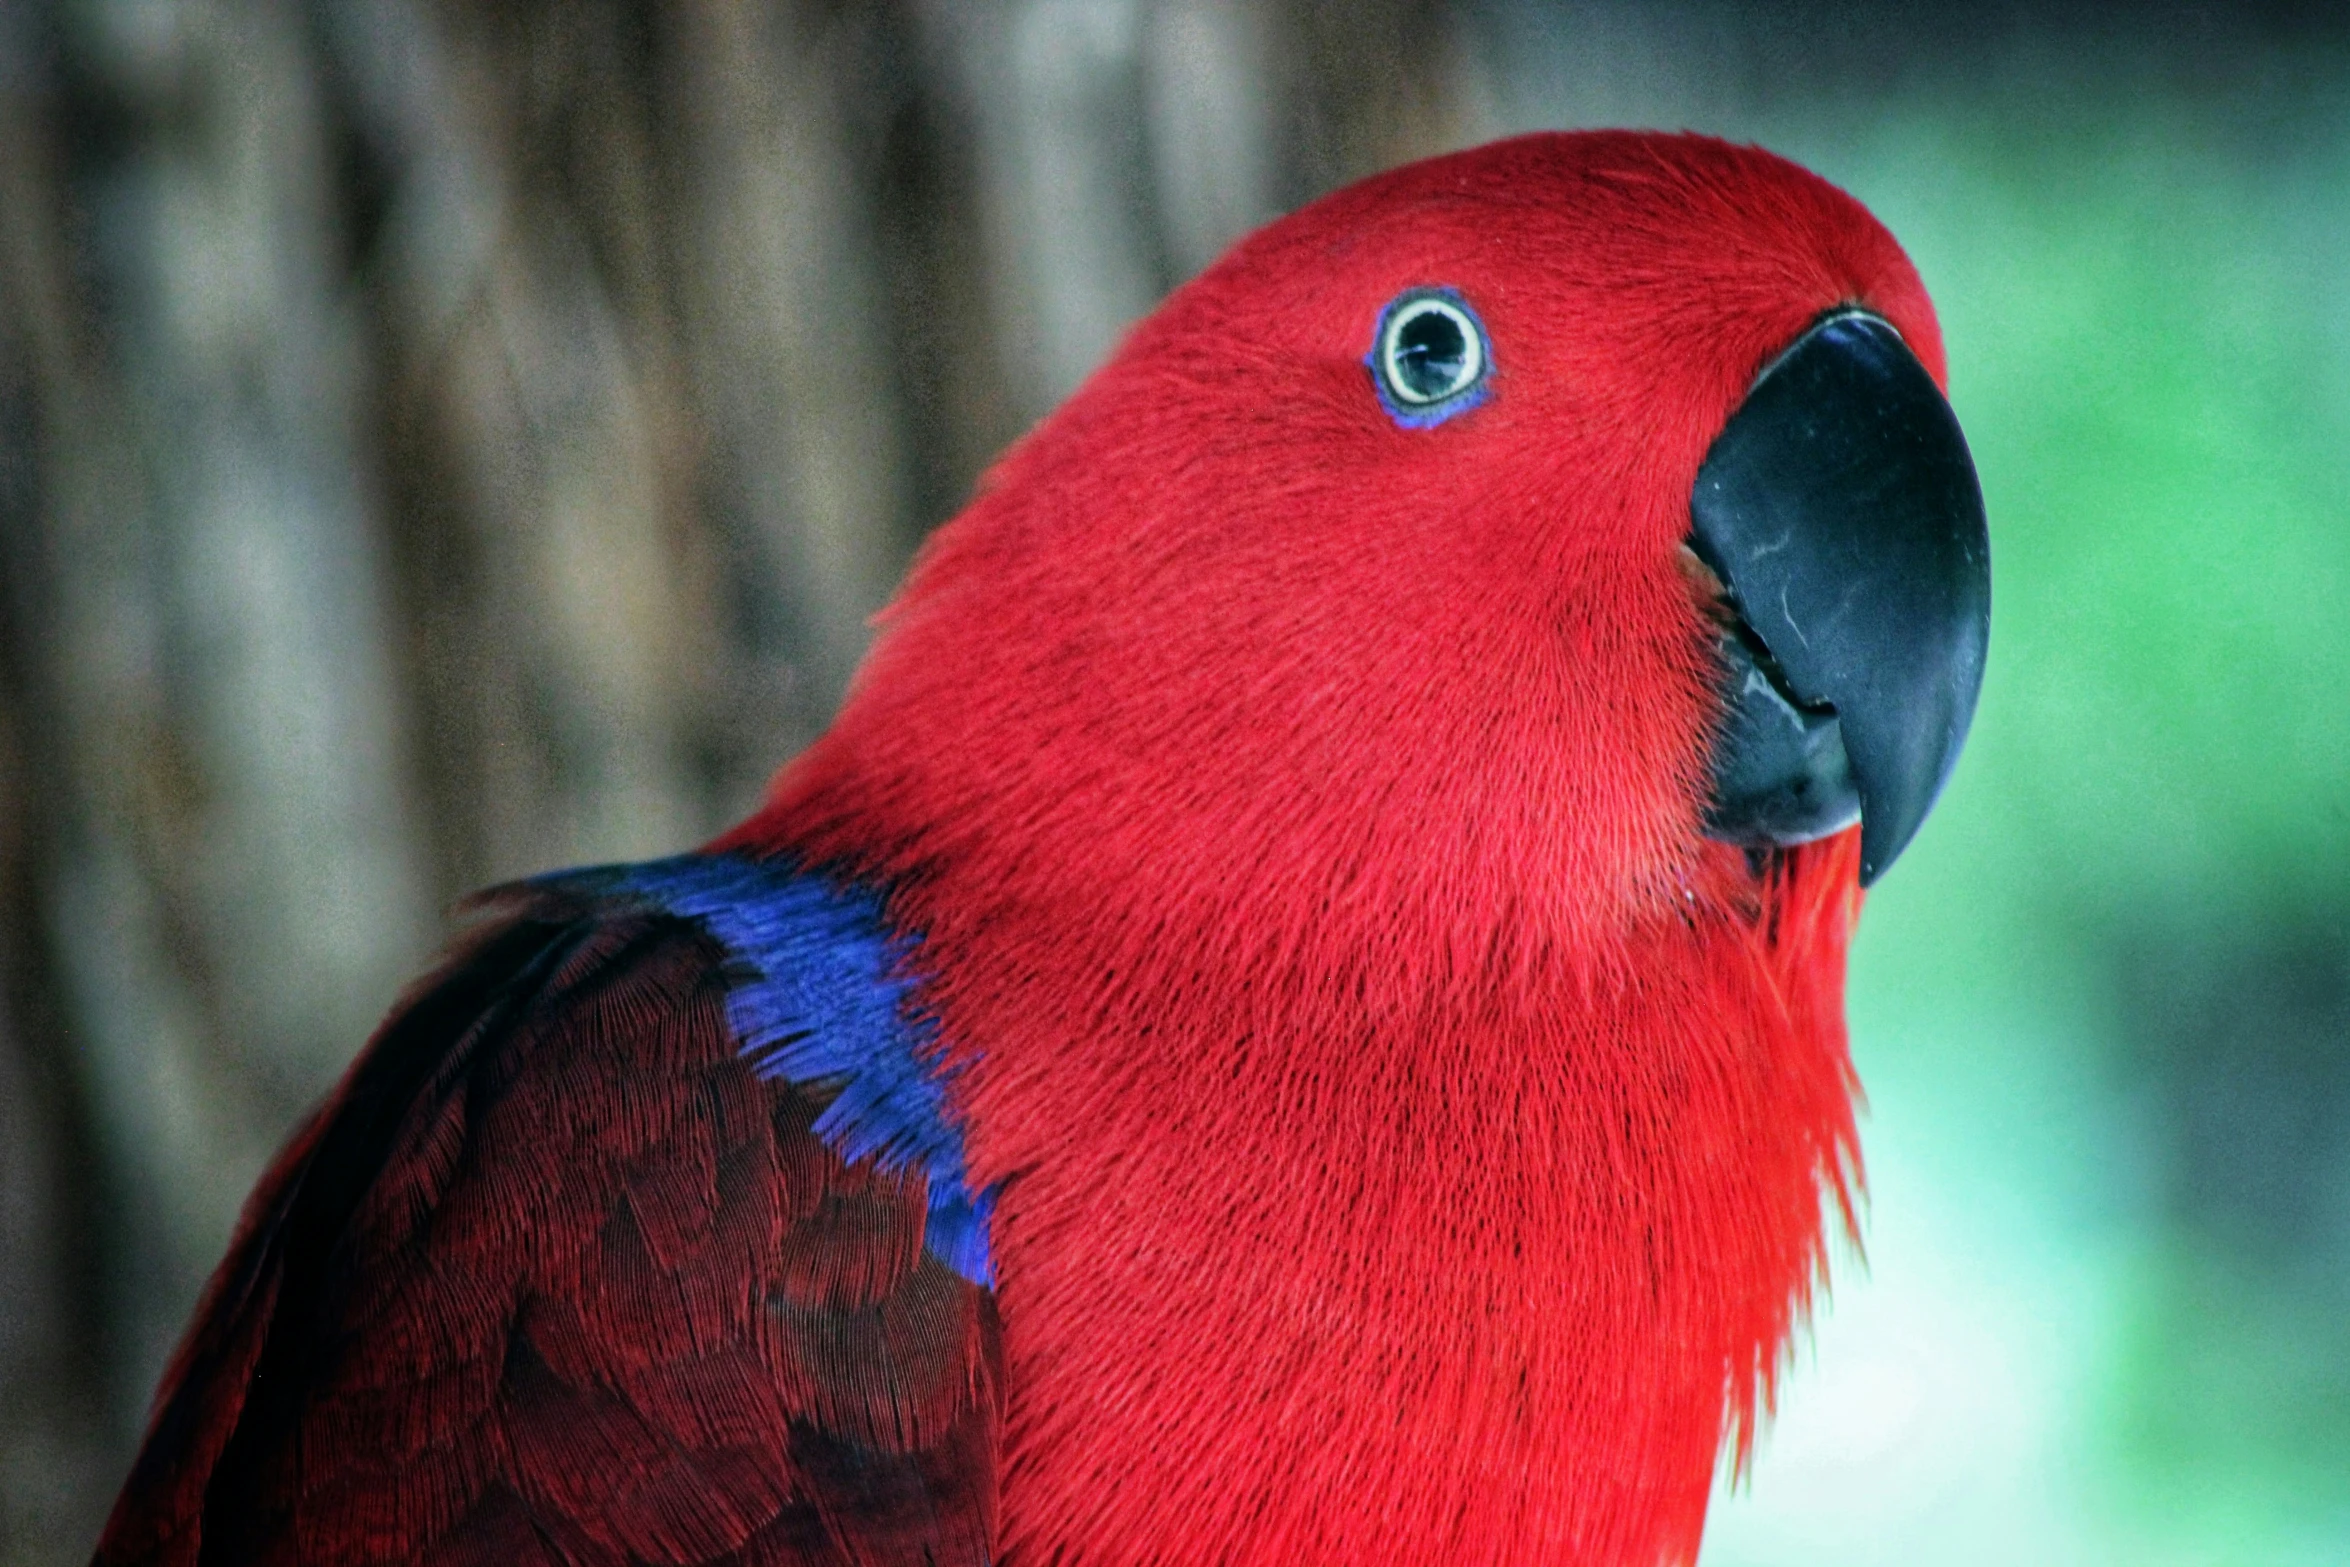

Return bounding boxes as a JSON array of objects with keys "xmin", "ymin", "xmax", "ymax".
[
  {"xmin": 1, "ymin": 0, "xmax": 439, "ymax": 1457},
  {"xmin": 0, "ymin": 152, "xmax": 112, "ymax": 1567},
  {"xmin": 0, "ymin": 2, "xmax": 1477, "ymax": 1560},
  {"xmin": 323, "ymin": 0, "xmax": 729, "ymax": 890}
]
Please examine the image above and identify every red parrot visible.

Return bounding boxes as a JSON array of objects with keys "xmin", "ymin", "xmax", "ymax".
[{"xmin": 93, "ymin": 131, "xmax": 1988, "ymax": 1567}]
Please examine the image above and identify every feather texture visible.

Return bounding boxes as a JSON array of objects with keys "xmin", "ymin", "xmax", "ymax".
[
  {"xmin": 574, "ymin": 856, "xmax": 994, "ymax": 1287},
  {"xmin": 93, "ymin": 878, "xmax": 1000, "ymax": 1567}
]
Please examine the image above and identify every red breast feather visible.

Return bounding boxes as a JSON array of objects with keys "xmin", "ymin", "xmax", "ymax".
[{"xmin": 728, "ymin": 131, "xmax": 1933, "ymax": 1565}]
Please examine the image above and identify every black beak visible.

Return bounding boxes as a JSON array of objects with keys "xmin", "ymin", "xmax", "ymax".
[{"xmin": 1690, "ymin": 309, "xmax": 1990, "ymax": 886}]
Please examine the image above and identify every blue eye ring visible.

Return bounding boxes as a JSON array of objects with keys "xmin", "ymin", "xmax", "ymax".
[{"xmin": 1368, "ymin": 288, "xmax": 1491, "ymax": 429}]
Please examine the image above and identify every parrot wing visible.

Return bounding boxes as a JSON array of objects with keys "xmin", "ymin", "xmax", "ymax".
[{"xmin": 92, "ymin": 865, "xmax": 1002, "ymax": 1567}]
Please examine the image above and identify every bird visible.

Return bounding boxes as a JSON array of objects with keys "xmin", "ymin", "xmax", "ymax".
[{"xmin": 92, "ymin": 129, "xmax": 1989, "ymax": 1567}]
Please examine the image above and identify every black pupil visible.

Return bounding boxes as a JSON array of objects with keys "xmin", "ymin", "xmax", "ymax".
[{"xmin": 1394, "ymin": 307, "xmax": 1469, "ymax": 399}]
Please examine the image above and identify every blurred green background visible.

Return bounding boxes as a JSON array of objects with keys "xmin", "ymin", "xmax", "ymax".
[{"xmin": 0, "ymin": 2, "xmax": 2344, "ymax": 1562}]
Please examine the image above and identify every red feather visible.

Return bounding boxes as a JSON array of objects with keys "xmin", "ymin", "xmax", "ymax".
[
  {"xmin": 722, "ymin": 131, "xmax": 1910, "ymax": 1565},
  {"xmin": 93, "ymin": 892, "xmax": 1001, "ymax": 1567}
]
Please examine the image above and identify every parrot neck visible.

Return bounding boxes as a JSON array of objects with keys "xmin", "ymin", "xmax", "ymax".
[{"xmin": 728, "ymin": 782, "xmax": 1862, "ymax": 1567}]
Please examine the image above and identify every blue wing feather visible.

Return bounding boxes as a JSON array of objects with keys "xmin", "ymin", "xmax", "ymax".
[{"xmin": 553, "ymin": 854, "xmax": 997, "ymax": 1287}]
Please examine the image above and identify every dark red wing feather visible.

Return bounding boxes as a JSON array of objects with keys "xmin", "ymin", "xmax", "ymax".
[{"xmin": 93, "ymin": 894, "xmax": 1001, "ymax": 1567}]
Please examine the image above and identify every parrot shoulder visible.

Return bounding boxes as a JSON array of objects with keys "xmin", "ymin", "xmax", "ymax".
[{"xmin": 93, "ymin": 857, "xmax": 1001, "ymax": 1567}]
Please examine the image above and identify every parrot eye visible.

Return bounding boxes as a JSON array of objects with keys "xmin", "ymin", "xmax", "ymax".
[{"xmin": 1370, "ymin": 290, "xmax": 1489, "ymax": 427}]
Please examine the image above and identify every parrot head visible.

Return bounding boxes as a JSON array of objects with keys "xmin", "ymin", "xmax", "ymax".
[{"xmin": 767, "ymin": 130, "xmax": 1986, "ymax": 966}]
